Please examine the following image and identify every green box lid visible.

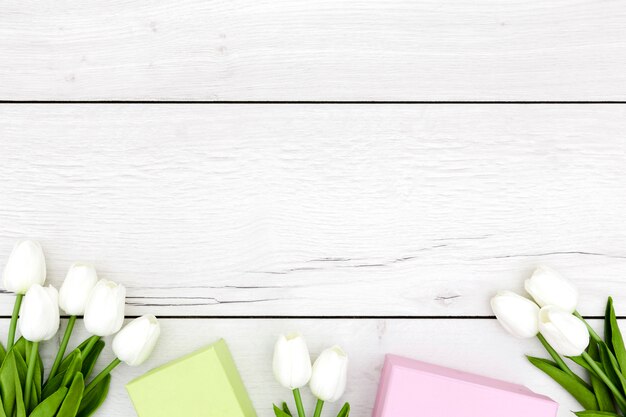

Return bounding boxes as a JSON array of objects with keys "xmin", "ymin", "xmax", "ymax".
[{"xmin": 126, "ymin": 339, "xmax": 257, "ymax": 417}]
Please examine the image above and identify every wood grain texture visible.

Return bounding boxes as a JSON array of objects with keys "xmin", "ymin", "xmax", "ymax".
[
  {"xmin": 2, "ymin": 0, "xmax": 626, "ymax": 100},
  {"xmin": 0, "ymin": 318, "xmax": 591, "ymax": 417},
  {"xmin": 1, "ymin": 104, "xmax": 625, "ymax": 316}
]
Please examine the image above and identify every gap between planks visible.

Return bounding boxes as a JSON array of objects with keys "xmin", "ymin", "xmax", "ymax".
[
  {"xmin": 0, "ymin": 315, "xmax": 613, "ymax": 320},
  {"xmin": 1, "ymin": 100, "xmax": 626, "ymax": 104}
]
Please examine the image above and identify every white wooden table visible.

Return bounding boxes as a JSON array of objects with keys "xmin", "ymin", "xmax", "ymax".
[{"xmin": 2, "ymin": 2, "xmax": 626, "ymax": 416}]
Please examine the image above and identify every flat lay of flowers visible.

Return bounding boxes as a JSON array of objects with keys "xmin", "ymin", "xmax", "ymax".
[
  {"xmin": 492, "ymin": 266, "xmax": 626, "ymax": 417},
  {"xmin": 272, "ymin": 333, "xmax": 350, "ymax": 417},
  {"xmin": 1, "ymin": 240, "xmax": 160, "ymax": 417}
]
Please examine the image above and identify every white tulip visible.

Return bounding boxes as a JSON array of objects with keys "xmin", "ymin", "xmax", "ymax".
[
  {"xmin": 525, "ymin": 266, "xmax": 578, "ymax": 313},
  {"xmin": 309, "ymin": 346, "xmax": 348, "ymax": 402},
  {"xmin": 59, "ymin": 263, "xmax": 99, "ymax": 315},
  {"xmin": 2, "ymin": 240, "xmax": 46, "ymax": 294},
  {"xmin": 491, "ymin": 290, "xmax": 540, "ymax": 338},
  {"xmin": 113, "ymin": 315, "xmax": 160, "ymax": 366},
  {"xmin": 273, "ymin": 333, "xmax": 312, "ymax": 390},
  {"xmin": 19, "ymin": 284, "xmax": 60, "ymax": 342},
  {"xmin": 538, "ymin": 306, "xmax": 589, "ymax": 356},
  {"xmin": 84, "ymin": 279, "xmax": 126, "ymax": 336}
]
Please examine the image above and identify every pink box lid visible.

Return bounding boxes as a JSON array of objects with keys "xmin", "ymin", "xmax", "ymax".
[{"xmin": 372, "ymin": 354, "xmax": 558, "ymax": 417}]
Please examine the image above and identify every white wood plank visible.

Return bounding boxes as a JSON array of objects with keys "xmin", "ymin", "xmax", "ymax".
[
  {"xmin": 1, "ymin": 318, "xmax": 595, "ymax": 417},
  {"xmin": 1, "ymin": 105, "xmax": 626, "ymax": 316},
  {"xmin": 2, "ymin": 1, "xmax": 626, "ymax": 100}
]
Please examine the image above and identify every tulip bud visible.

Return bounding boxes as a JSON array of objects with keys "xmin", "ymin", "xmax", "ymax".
[
  {"xmin": 112, "ymin": 315, "xmax": 160, "ymax": 366},
  {"xmin": 309, "ymin": 346, "xmax": 348, "ymax": 402},
  {"xmin": 490, "ymin": 291, "xmax": 540, "ymax": 338},
  {"xmin": 525, "ymin": 266, "xmax": 578, "ymax": 313},
  {"xmin": 59, "ymin": 263, "xmax": 99, "ymax": 315},
  {"xmin": 273, "ymin": 333, "xmax": 312, "ymax": 390},
  {"xmin": 538, "ymin": 306, "xmax": 589, "ymax": 356},
  {"xmin": 84, "ymin": 279, "xmax": 126, "ymax": 336},
  {"xmin": 19, "ymin": 284, "xmax": 60, "ymax": 342},
  {"xmin": 2, "ymin": 240, "xmax": 46, "ymax": 294}
]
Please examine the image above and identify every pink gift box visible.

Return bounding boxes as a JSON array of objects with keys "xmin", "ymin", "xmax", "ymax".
[{"xmin": 372, "ymin": 354, "xmax": 558, "ymax": 417}]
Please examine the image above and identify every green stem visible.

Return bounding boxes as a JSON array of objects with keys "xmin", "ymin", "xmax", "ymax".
[
  {"xmin": 582, "ymin": 352, "xmax": 626, "ymax": 408},
  {"xmin": 537, "ymin": 333, "xmax": 590, "ymax": 389},
  {"xmin": 81, "ymin": 335, "xmax": 101, "ymax": 359},
  {"xmin": 7, "ymin": 293, "xmax": 23, "ymax": 350},
  {"xmin": 292, "ymin": 388, "xmax": 306, "ymax": 417},
  {"xmin": 574, "ymin": 311, "xmax": 602, "ymax": 343},
  {"xmin": 313, "ymin": 399, "xmax": 324, "ymax": 417},
  {"xmin": 24, "ymin": 341, "xmax": 39, "ymax": 410},
  {"xmin": 47, "ymin": 315, "xmax": 77, "ymax": 382},
  {"xmin": 85, "ymin": 358, "xmax": 121, "ymax": 395}
]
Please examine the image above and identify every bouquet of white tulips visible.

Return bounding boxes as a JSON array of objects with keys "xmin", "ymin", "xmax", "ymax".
[
  {"xmin": 1, "ymin": 240, "xmax": 160, "ymax": 417},
  {"xmin": 272, "ymin": 333, "xmax": 350, "ymax": 417},
  {"xmin": 492, "ymin": 266, "xmax": 626, "ymax": 417}
]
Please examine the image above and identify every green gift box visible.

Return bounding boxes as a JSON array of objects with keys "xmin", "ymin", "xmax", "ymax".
[{"xmin": 126, "ymin": 339, "xmax": 257, "ymax": 417}]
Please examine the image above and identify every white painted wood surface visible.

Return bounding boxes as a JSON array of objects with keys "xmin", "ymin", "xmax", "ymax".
[
  {"xmin": 1, "ymin": 105, "xmax": 625, "ymax": 317},
  {"xmin": 2, "ymin": 0, "xmax": 626, "ymax": 415},
  {"xmin": 0, "ymin": 318, "xmax": 596, "ymax": 417},
  {"xmin": 2, "ymin": 0, "xmax": 626, "ymax": 100}
]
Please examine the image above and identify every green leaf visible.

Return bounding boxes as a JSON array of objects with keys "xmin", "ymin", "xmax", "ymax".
[
  {"xmin": 61, "ymin": 351, "xmax": 83, "ymax": 388},
  {"xmin": 81, "ymin": 340, "xmax": 105, "ymax": 380},
  {"xmin": 598, "ymin": 342, "xmax": 626, "ymax": 393},
  {"xmin": 12, "ymin": 337, "xmax": 27, "ymax": 358},
  {"xmin": 528, "ymin": 355, "xmax": 598, "ymax": 410},
  {"xmin": 24, "ymin": 340, "xmax": 43, "ymax": 410},
  {"xmin": 76, "ymin": 374, "xmax": 110, "ymax": 417},
  {"xmin": 57, "ymin": 348, "xmax": 81, "ymax": 376},
  {"xmin": 273, "ymin": 404, "xmax": 292, "ymax": 417},
  {"xmin": 575, "ymin": 412, "xmax": 621, "ymax": 417},
  {"xmin": 588, "ymin": 342, "xmax": 616, "ymax": 413},
  {"xmin": 56, "ymin": 373, "xmax": 84, "ymax": 417},
  {"xmin": 591, "ymin": 367, "xmax": 617, "ymax": 412},
  {"xmin": 606, "ymin": 297, "xmax": 614, "ymax": 351},
  {"xmin": 606, "ymin": 297, "xmax": 626, "ymax": 374},
  {"xmin": 0, "ymin": 395, "xmax": 6, "ymax": 417},
  {"xmin": 13, "ymin": 360, "xmax": 26, "ymax": 417},
  {"xmin": 0, "ymin": 351, "xmax": 18, "ymax": 417},
  {"xmin": 336, "ymin": 402, "xmax": 350, "ymax": 417},
  {"xmin": 29, "ymin": 387, "xmax": 68, "ymax": 417},
  {"xmin": 570, "ymin": 354, "xmax": 601, "ymax": 375},
  {"xmin": 281, "ymin": 402, "xmax": 293, "ymax": 417},
  {"xmin": 42, "ymin": 349, "xmax": 84, "ymax": 401},
  {"xmin": 41, "ymin": 372, "xmax": 66, "ymax": 401},
  {"xmin": 12, "ymin": 345, "xmax": 28, "ymax": 386},
  {"xmin": 0, "ymin": 342, "xmax": 6, "ymax": 365},
  {"xmin": 75, "ymin": 336, "xmax": 97, "ymax": 352}
]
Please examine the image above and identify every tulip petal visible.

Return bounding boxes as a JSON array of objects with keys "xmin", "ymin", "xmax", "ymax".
[
  {"xmin": 490, "ymin": 291, "xmax": 539, "ymax": 339},
  {"xmin": 272, "ymin": 334, "xmax": 312, "ymax": 390},
  {"xmin": 112, "ymin": 315, "xmax": 160, "ymax": 366},
  {"xmin": 538, "ymin": 306, "xmax": 589, "ymax": 356},
  {"xmin": 84, "ymin": 280, "xmax": 126, "ymax": 337},
  {"xmin": 525, "ymin": 266, "xmax": 578, "ymax": 312},
  {"xmin": 2, "ymin": 240, "xmax": 46, "ymax": 294},
  {"xmin": 59, "ymin": 263, "xmax": 98, "ymax": 315}
]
